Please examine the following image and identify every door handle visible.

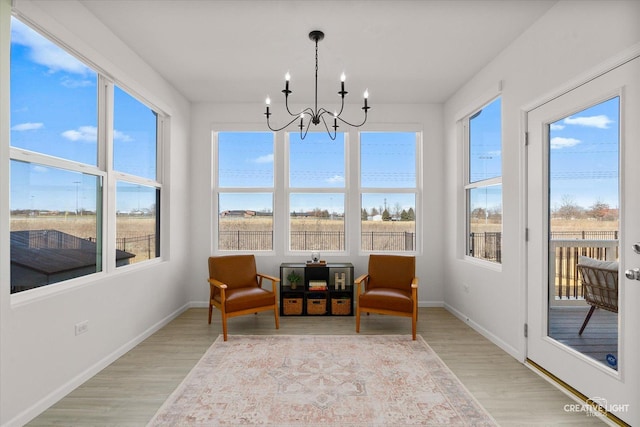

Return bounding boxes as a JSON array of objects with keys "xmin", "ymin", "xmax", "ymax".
[{"xmin": 625, "ymin": 268, "xmax": 640, "ymax": 280}]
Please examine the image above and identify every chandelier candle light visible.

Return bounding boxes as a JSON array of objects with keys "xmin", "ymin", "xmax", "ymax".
[{"xmin": 265, "ymin": 30, "xmax": 370, "ymax": 140}]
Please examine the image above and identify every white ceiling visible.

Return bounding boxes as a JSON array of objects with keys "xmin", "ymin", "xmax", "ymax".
[{"xmin": 78, "ymin": 0, "xmax": 557, "ymax": 104}]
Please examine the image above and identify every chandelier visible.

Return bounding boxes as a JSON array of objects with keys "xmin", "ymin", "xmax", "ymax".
[{"xmin": 264, "ymin": 30, "xmax": 370, "ymax": 140}]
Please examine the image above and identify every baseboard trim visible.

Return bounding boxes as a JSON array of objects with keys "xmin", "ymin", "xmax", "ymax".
[
  {"xmin": 4, "ymin": 303, "xmax": 191, "ymax": 427},
  {"xmin": 443, "ymin": 303, "xmax": 521, "ymax": 360}
]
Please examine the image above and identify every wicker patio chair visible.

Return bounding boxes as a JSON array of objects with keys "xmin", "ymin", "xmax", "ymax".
[{"xmin": 576, "ymin": 256, "xmax": 618, "ymax": 335}]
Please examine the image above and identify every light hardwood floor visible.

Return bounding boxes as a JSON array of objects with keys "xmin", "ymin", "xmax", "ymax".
[{"xmin": 27, "ymin": 307, "xmax": 607, "ymax": 426}]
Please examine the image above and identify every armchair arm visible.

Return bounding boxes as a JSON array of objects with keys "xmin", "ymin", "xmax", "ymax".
[
  {"xmin": 354, "ymin": 273, "xmax": 369, "ymax": 295},
  {"xmin": 410, "ymin": 277, "xmax": 418, "ymax": 302},
  {"xmin": 257, "ymin": 272, "xmax": 280, "ymax": 284},
  {"xmin": 257, "ymin": 273, "xmax": 280, "ymax": 294},
  {"xmin": 208, "ymin": 278, "xmax": 228, "ymax": 305},
  {"xmin": 208, "ymin": 278, "xmax": 228, "ymax": 290}
]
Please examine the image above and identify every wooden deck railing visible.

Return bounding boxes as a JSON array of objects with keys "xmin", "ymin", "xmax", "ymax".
[{"xmin": 549, "ymin": 239, "xmax": 618, "ymax": 306}]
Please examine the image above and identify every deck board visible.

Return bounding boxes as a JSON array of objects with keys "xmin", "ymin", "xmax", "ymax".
[{"xmin": 548, "ymin": 306, "xmax": 618, "ymax": 370}]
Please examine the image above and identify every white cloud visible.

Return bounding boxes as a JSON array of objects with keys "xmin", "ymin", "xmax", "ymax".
[
  {"xmin": 326, "ymin": 175, "xmax": 345, "ymax": 184},
  {"xmin": 11, "ymin": 122, "xmax": 43, "ymax": 131},
  {"xmin": 550, "ymin": 123, "xmax": 565, "ymax": 131},
  {"xmin": 563, "ymin": 115, "xmax": 612, "ymax": 129},
  {"xmin": 11, "ymin": 17, "xmax": 91, "ymax": 76},
  {"xmin": 61, "ymin": 77, "xmax": 94, "ymax": 89},
  {"xmin": 62, "ymin": 126, "xmax": 97, "ymax": 142},
  {"xmin": 33, "ymin": 165, "xmax": 48, "ymax": 173},
  {"xmin": 114, "ymin": 130, "xmax": 133, "ymax": 142},
  {"xmin": 550, "ymin": 137, "xmax": 580, "ymax": 149},
  {"xmin": 254, "ymin": 154, "xmax": 274, "ymax": 164}
]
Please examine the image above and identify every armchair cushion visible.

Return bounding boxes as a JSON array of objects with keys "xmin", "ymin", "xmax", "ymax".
[
  {"xmin": 358, "ymin": 288, "xmax": 413, "ymax": 313},
  {"xmin": 208, "ymin": 254, "xmax": 258, "ymax": 289},
  {"xmin": 367, "ymin": 254, "xmax": 416, "ymax": 291},
  {"xmin": 216, "ymin": 287, "xmax": 276, "ymax": 312}
]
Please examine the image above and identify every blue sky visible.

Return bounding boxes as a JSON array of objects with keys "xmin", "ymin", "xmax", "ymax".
[
  {"xmin": 217, "ymin": 131, "xmax": 417, "ymax": 214},
  {"xmin": 549, "ymin": 97, "xmax": 619, "ymax": 210},
  {"xmin": 468, "ymin": 96, "xmax": 619, "ymax": 215},
  {"xmin": 10, "ymin": 17, "xmax": 618, "ymax": 218},
  {"xmin": 10, "ymin": 17, "xmax": 157, "ymax": 213}
]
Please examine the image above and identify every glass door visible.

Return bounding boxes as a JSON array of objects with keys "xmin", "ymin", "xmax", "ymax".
[{"xmin": 526, "ymin": 57, "xmax": 639, "ymax": 424}]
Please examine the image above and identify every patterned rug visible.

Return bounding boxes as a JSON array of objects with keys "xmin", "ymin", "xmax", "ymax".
[{"xmin": 148, "ymin": 335, "xmax": 497, "ymax": 426}]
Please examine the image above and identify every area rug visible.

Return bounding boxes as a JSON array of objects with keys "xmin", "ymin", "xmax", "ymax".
[{"xmin": 148, "ymin": 335, "xmax": 497, "ymax": 426}]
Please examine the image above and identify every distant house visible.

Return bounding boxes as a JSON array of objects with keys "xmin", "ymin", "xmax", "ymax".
[
  {"xmin": 220, "ymin": 210, "xmax": 272, "ymax": 218},
  {"xmin": 10, "ymin": 230, "xmax": 135, "ymax": 293}
]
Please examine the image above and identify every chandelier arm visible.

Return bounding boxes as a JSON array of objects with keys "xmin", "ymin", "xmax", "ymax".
[
  {"xmin": 336, "ymin": 110, "xmax": 369, "ymax": 128},
  {"xmin": 317, "ymin": 108, "xmax": 332, "ymax": 118},
  {"xmin": 267, "ymin": 115, "xmax": 302, "ymax": 132},
  {"xmin": 299, "ymin": 117, "xmax": 313, "ymax": 140},
  {"xmin": 335, "ymin": 94, "xmax": 346, "ymax": 117},
  {"xmin": 284, "ymin": 93, "xmax": 304, "ymax": 117},
  {"xmin": 319, "ymin": 114, "xmax": 338, "ymax": 140}
]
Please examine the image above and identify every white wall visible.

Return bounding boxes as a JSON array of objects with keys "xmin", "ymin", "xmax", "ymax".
[
  {"xmin": 187, "ymin": 103, "xmax": 445, "ymax": 307},
  {"xmin": 442, "ymin": 0, "xmax": 640, "ymax": 360},
  {"xmin": 0, "ymin": 1, "xmax": 192, "ymax": 425}
]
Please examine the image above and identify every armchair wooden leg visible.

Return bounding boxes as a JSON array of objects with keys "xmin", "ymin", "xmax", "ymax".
[
  {"xmin": 412, "ymin": 313, "xmax": 417, "ymax": 340},
  {"xmin": 208, "ymin": 302, "xmax": 213, "ymax": 324},
  {"xmin": 356, "ymin": 305, "xmax": 361, "ymax": 333},
  {"xmin": 579, "ymin": 305, "xmax": 597, "ymax": 335},
  {"xmin": 221, "ymin": 312, "xmax": 228, "ymax": 341},
  {"xmin": 274, "ymin": 307, "xmax": 280, "ymax": 330}
]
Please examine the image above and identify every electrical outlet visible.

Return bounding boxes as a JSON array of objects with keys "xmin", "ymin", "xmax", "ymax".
[{"xmin": 75, "ymin": 320, "xmax": 89, "ymax": 336}]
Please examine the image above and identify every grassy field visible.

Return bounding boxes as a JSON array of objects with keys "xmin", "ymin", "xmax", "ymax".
[
  {"xmin": 13, "ymin": 214, "xmax": 617, "ymax": 238},
  {"xmin": 220, "ymin": 217, "xmax": 416, "ymax": 233}
]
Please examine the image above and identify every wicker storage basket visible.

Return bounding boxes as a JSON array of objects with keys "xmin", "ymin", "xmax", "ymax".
[
  {"xmin": 283, "ymin": 298, "xmax": 303, "ymax": 315},
  {"xmin": 331, "ymin": 298, "xmax": 351, "ymax": 315},
  {"xmin": 306, "ymin": 295, "xmax": 327, "ymax": 315}
]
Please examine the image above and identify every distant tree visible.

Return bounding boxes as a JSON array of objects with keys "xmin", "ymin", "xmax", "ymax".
[
  {"xmin": 471, "ymin": 207, "xmax": 486, "ymax": 220},
  {"xmin": 361, "ymin": 208, "xmax": 369, "ymax": 220},
  {"xmin": 407, "ymin": 207, "xmax": 415, "ymax": 221},
  {"xmin": 382, "ymin": 208, "xmax": 391, "ymax": 221},
  {"xmin": 587, "ymin": 200, "xmax": 610, "ymax": 221},
  {"xmin": 370, "ymin": 207, "xmax": 379, "ymax": 216},
  {"xmin": 400, "ymin": 209, "xmax": 410, "ymax": 221},
  {"xmin": 393, "ymin": 202, "xmax": 402, "ymax": 219},
  {"xmin": 488, "ymin": 206, "xmax": 502, "ymax": 221},
  {"xmin": 556, "ymin": 195, "xmax": 584, "ymax": 220}
]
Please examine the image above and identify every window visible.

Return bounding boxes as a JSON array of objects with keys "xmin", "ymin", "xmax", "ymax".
[
  {"xmin": 360, "ymin": 132, "xmax": 418, "ymax": 252},
  {"xmin": 10, "ymin": 19, "xmax": 98, "ymax": 165},
  {"xmin": 289, "ymin": 132, "xmax": 345, "ymax": 253},
  {"xmin": 216, "ymin": 132, "xmax": 274, "ymax": 251},
  {"xmin": 9, "ymin": 17, "xmax": 164, "ymax": 293},
  {"xmin": 464, "ymin": 97, "xmax": 502, "ymax": 263},
  {"xmin": 115, "ymin": 182, "xmax": 160, "ymax": 264},
  {"xmin": 113, "ymin": 86, "xmax": 157, "ymax": 179},
  {"xmin": 113, "ymin": 85, "xmax": 161, "ymax": 265},
  {"xmin": 10, "ymin": 161, "xmax": 103, "ymax": 293}
]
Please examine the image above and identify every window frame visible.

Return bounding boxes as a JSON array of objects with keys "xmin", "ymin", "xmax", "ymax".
[
  {"xmin": 462, "ymin": 95, "xmax": 503, "ymax": 266},
  {"xmin": 9, "ymin": 16, "xmax": 166, "ymax": 300}
]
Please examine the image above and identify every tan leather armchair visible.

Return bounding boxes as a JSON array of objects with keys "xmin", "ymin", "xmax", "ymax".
[
  {"xmin": 208, "ymin": 255, "xmax": 280, "ymax": 341},
  {"xmin": 355, "ymin": 254, "xmax": 418, "ymax": 340}
]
